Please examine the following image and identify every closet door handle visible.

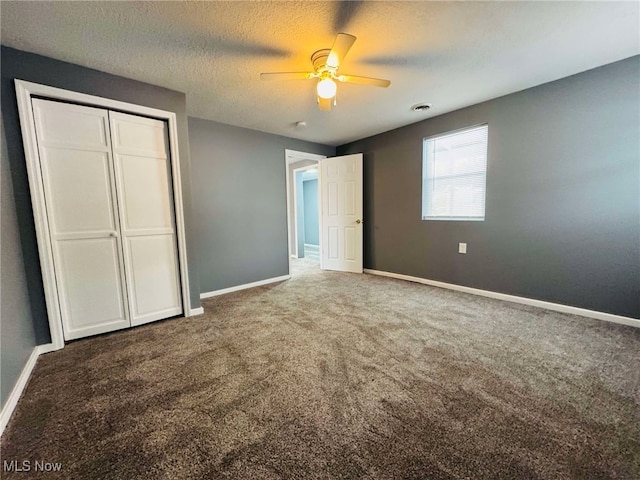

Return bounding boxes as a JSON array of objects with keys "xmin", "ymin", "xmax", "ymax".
[{"xmin": 109, "ymin": 232, "xmax": 119, "ymax": 238}]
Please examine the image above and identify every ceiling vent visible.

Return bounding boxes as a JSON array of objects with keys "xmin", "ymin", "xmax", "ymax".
[{"xmin": 411, "ymin": 103, "xmax": 432, "ymax": 112}]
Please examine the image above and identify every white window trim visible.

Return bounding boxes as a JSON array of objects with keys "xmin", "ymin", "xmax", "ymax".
[{"xmin": 422, "ymin": 123, "xmax": 488, "ymax": 222}]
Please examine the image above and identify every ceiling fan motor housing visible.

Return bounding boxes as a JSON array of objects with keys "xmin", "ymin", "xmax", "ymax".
[{"xmin": 312, "ymin": 49, "xmax": 333, "ymax": 73}]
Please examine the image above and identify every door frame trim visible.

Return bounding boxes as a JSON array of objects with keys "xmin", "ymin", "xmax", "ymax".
[
  {"xmin": 284, "ymin": 149, "xmax": 326, "ymax": 275},
  {"xmin": 15, "ymin": 79, "xmax": 193, "ymax": 351}
]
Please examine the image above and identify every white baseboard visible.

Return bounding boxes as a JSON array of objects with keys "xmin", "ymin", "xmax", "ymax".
[
  {"xmin": 200, "ymin": 275, "xmax": 291, "ymax": 299},
  {"xmin": 0, "ymin": 343, "xmax": 53, "ymax": 435},
  {"xmin": 188, "ymin": 307, "xmax": 204, "ymax": 316},
  {"xmin": 364, "ymin": 269, "xmax": 640, "ymax": 329},
  {"xmin": 37, "ymin": 343, "xmax": 58, "ymax": 354}
]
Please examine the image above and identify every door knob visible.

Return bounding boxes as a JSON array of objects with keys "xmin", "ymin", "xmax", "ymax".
[
  {"xmin": 109, "ymin": 232, "xmax": 118, "ymax": 237},
  {"xmin": 355, "ymin": 219, "xmax": 362, "ymax": 224}
]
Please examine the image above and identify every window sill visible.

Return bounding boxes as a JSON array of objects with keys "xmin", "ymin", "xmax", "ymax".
[{"xmin": 422, "ymin": 217, "xmax": 485, "ymax": 222}]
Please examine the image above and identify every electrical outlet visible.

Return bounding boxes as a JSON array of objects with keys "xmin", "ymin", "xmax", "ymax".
[{"xmin": 458, "ymin": 242, "xmax": 467, "ymax": 254}]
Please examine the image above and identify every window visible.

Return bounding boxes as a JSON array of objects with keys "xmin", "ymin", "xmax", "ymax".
[{"xmin": 422, "ymin": 124, "xmax": 488, "ymax": 221}]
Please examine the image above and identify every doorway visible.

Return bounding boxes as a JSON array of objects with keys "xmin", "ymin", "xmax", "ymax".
[
  {"xmin": 294, "ymin": 166, "xmax": 320, "ymax": 262},
  {"xmin": 15, "ymin": 80, "xmax": 194, "ymax": 351},
  {"xmin": 285, "ymin": 149, "xmax": 326, "ymax": 275},
  {"xmin": 285, "ymin": 149, "xmax": 364, "ymax": 276}
]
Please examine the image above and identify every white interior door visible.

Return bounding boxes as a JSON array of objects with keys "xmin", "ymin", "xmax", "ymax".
[
  {"xmin": 32, "ymin": 99, "xmax": 130, "ymax": 340},
  {"xmin": 110, "ymin": 112, "xmax": 183, "ymax": 326},
  {"xmin": 320, "ymin": 153, "xmax": 363, "ymax": 273}
]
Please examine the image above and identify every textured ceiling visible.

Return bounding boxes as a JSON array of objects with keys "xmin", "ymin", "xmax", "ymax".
[{"xmin": 2, "ymin": 1, "xmax": 638, "ymax": 146}]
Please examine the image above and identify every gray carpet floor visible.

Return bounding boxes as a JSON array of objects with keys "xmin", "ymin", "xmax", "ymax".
[{"xmin": 2, "ymin": 259, "xmax": 639, "ymax": 479}]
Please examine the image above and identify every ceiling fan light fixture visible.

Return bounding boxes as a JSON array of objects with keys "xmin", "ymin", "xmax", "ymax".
[
  {"xmin": 260, "ymin": 33, "xmax": 389, "ymax": 110},
  {"xmin": 317, "ymin": 77, "xmax": 337, "ymax": 99}
]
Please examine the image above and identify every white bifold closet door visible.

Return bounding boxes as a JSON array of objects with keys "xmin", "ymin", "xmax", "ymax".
[
  {"xmin": 109, "ymin": 112, "xmax": 182, "ymax": 326},
  {"xmin": 32, "ymin": 99, "xmax": 182, "ymax": 340}
]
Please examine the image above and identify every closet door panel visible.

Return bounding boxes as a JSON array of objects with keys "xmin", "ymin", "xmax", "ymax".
[
  {"xmin": 110, "ymin": 112, "xmax": 183, "ymax": 326},
  {"xmin": 33, "ymin": 102, "xmax": 108, "ymax": 148},
  {"xmin": 43, "ymin": 149, "xmax": 115, "ymax": 233},
  {"xmin": 32, "ymin": 99, "xmax": 130, "ymax": 340},
  {"xmin": 126, "ymin": 235, "xmax": 182, "ymax": 320},
  {"xmin": 110, "ymin": 116, "xmax": 166, "ymax": 154},
  {"xmin": 57, "ymin": 238, "xmax": 127, "ymax": 333},
  {"xmin": 118, "ymin": 154, "xmax": 173, "ymax": 230}
]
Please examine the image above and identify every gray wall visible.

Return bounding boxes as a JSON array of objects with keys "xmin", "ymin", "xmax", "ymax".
[
  {"xmin": 303, "ymin": 179, "xmax": 319, "ymax": 246},
  {"xmin": 338, "ymin": 56, "xmax": 640, "ymax": 319},
  {"xmin": 1, "ymin": 46, "xmax": 202, "ymax": 346},
  {"xmin": 1, "ymin": 117, "xmax": 38, "ymax": 408},
  {"xmin": 188, "ymin": 117, "xmax": 334, "ymax": 293}
]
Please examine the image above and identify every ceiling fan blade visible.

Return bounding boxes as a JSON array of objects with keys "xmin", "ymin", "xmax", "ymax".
[
  {"xmin": 260, "ymin": 72, "xmax": 315, "ymax": 81},
  {"xmin": 337, "ymin": 74, "xmax": 390, "ymax": 88},
  {"xmin": 317, "ymin": 96, "xmax": 332, "ymax": 111},
  {"xmin": 326, "ymin": 33, "xmax": 356, "ymax": 69}
]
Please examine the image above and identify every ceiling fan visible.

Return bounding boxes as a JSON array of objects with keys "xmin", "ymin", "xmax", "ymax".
[{"xmin": 260, "ymin": 33, "xmax": 391, "ymax": 111}]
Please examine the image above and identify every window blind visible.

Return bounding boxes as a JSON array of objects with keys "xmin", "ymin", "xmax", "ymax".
[{"xmin": 422, "ymin": 125, "xmax": 488, "ymax": 221}]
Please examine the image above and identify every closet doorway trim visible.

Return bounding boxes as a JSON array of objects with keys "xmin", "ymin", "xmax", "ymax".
[{"xmin": 15, "ymin": 79, "xmax": 193, "ymax": 351}]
